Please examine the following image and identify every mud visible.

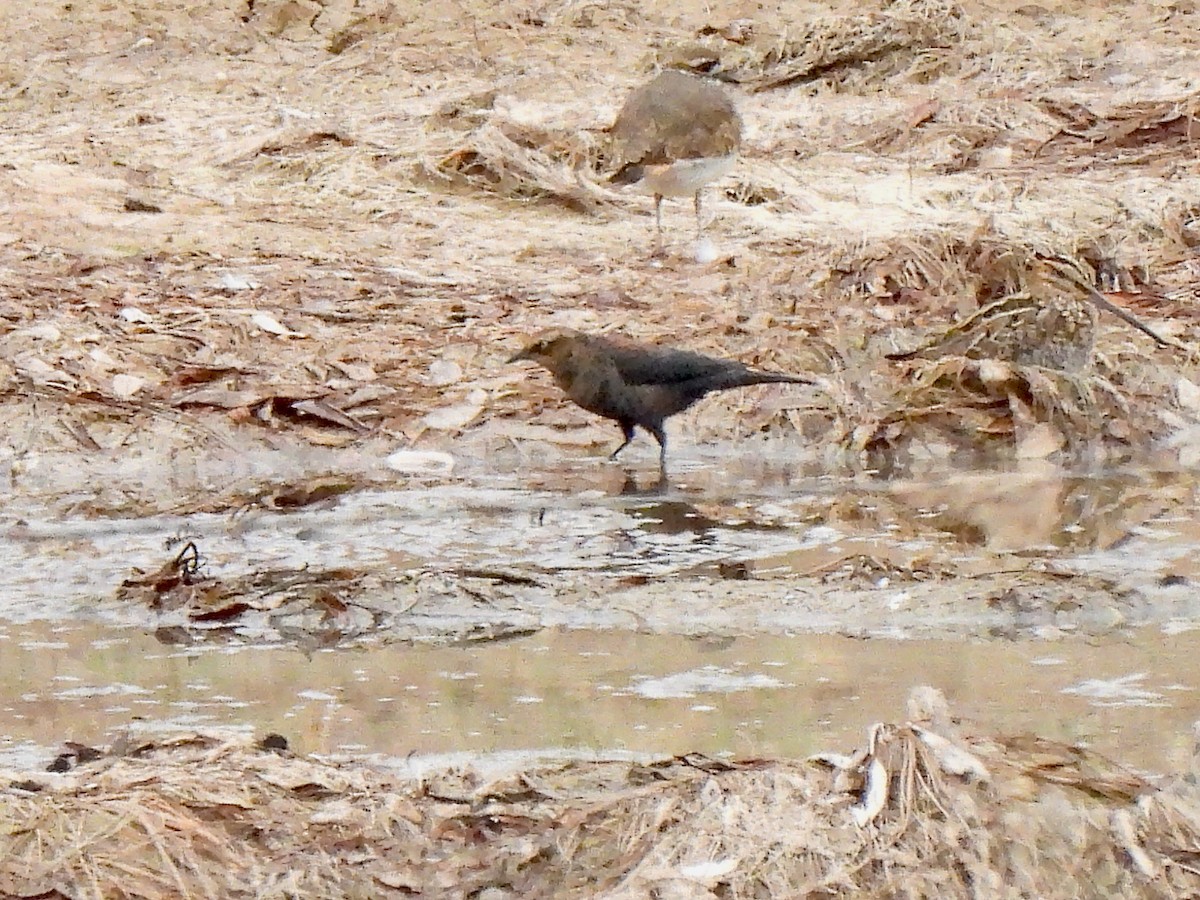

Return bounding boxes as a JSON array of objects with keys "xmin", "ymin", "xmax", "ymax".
[{"xmin": 5, "ymin": 462, "xmax": 1198, "ymax": 642}]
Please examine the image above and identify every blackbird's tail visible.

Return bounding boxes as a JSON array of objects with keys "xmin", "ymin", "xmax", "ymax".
[
  {"xmin": 737, "ymin": 370, "xmax": 814, "ymax": 388},
  {"xmin": 695, "ymin": 368, "xmax": 814, "ymax": 401}
]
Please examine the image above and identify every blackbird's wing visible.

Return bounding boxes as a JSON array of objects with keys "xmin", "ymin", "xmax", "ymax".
[{"xmin": 600, "ymin": 340, "xmax": 743, "ymax": 386}]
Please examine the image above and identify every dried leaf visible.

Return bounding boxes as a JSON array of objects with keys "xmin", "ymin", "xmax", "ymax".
[
  {"xmin": 174, "ymin": 385, "xmax": 319, "ymax": 409},
  {"xmin": 289, "ymin": 399, "xmax": 368, "ymax": 433},
  {"xmin": 384, "ymin": 450, "xmax": 456, "ymax": 475},
  {"xmin": 190, "ymin": 602, "xmax": 252, "ymax": 622},
  {"xmin": 907, "ymin": 98, "xmax": 940, "ymax": 128},
  {"xmin": 333, "ymin": 361, "xmax": 378, "ymax": 382},
  {"xmin": 914, "ymin": 727, "xmax": 990, "ymax": 781},
  {"xmin": 220, "ymin": 272, "xmax": 259, "ymax": 291},
  {"xmin": 111, "ymin": 373, "xmax": 146, "ymax": 400},
  {"xmin": 251, "ymin": 311, "xmax": 306, "ymax": 338},
  {"xmin": 427, "ymin": 359, "xmax": 463, "ymax": 386},
  {"xmin": 263, "ymin": 477, "xmax": 356, "ymax": 509},
  {"xmin": 1177, "ymin": 377, "xmax": 1200, "ymax": 415},
  {"xmin": 423, "ymin": 389, "xmax": 486, "ymax": 431},
  {"xmin": 851, "ymin": 758, "xmax": 889, "ymax": 826},
  {"xmin": 119, "ymin": 306, "xmax": 153, "ymax": 323},
  {"xmin": 167, "ymin": 366, "xmax": 248, "ymax": 388},
  {"xmin": 1016, "ymin": 422, "xmax": 1064, "ymax": 459}
]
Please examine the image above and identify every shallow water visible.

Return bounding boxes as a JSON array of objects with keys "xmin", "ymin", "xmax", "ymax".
[
  {"xmin": 3, "ymin": 459, "xmax": 1196, "ymax": 620},
  {"xmin": 4, "ymin": 458, "xmax": 1200, "ymax": 774},
  {"xmin": 2, "ymin": 619, "xmax": 1200, "ymax": 775}
]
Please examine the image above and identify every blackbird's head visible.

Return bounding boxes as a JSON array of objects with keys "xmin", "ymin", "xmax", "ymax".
[{"xmin": 507, "ymin": 329, "xmax": 582, "ymax": 368}]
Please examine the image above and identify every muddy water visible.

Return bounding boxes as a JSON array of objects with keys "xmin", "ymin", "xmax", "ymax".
[
  {"xmin": 3, "ymin": 459, "xmax": 1196, "ymax": 620},
  {"xmin": 3, "ymin": 458, "xmax": 1200, "ymax": 773},
  {"xmin": 2, "ymin": 620, "xmax": 1200, "ymax": 775}
]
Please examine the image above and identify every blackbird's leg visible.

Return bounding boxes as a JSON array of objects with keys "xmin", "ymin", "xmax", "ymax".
[
  {"xmin": 694, "ymin": 190, "xmax": 703, "ymax": 238},
  {"xmin": 609, "ymin": 421, "xmax": 637, "ymax": 460},
  {"xmin": 647, "ymin": 423, "xmax": 668, "ymax": 471}
]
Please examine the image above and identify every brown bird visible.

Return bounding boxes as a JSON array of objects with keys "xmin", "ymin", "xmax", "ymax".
[
  {"xmin": 509, "ymin": 329, "xmax": 813, "ymax": 467},
  {"xmin": 609, "ymin": 69, "xmax": 743, "ymax": 253},
  {"xmin": 886, "ymin": 256, "xmax": 1174, "ymax": 371},
  {"xmin": 884, "ymin": 293, "xmax": 1101, "ymax": 371}
]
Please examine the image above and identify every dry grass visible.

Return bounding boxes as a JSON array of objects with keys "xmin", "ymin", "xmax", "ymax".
[
  {"xmin": 2, "ymin": 0, "xmax": 1199, "ymax": 511},
  {"xmin": 2, "ymin": 688, "xmax": 1197, "ymax": 898}
]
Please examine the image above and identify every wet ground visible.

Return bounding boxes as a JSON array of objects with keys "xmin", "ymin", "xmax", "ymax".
[{"xmin": 5, "ymin": 454, "xmax": 1200, "ymax": 775}]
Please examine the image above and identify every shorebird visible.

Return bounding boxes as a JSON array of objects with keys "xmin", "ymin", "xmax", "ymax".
[
  {"xmin": 609, "ymin": 70, "xmax": 743, "ymax": 254},
  {"xmin": 885, "ymin": 293, "xmax": 1101, "ymax": 371},
  {"xmin": 509, "ymin": 329, "xmax": 812, "ymax": 468},
  {"xmin": 886, "ymin": 257, "xmax": 1173, "ymax": 371}
]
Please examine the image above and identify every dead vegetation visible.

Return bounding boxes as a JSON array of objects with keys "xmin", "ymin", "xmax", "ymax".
[
  {"xmin": 3, "ymin": 0, "xmax": 1200, "ymax": 892},
  {"xmin": 115, "ymin": 539, "xmax": 382, "ymax": 639},
  {"xmin": 1, "ymin": 0, "xmax": 1199, "ymax": 510},
  {"xmin": 112, "ymin": 540, "xmax": 551, "ymax": 648},
  {"xmin": 2, "ymin": 688, "xmax": 1198, "ymax": 899},
  {"xmin": 706, "ymin": 0, "xmax": 972, "ymax": 91}
]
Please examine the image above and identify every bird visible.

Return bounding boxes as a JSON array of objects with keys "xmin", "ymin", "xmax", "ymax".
[
  {"xmin": 609, "ymin": 69, "xmax": 743, "ymax": 254},
  {"xmin": 884, "ymin": 293, "xmax": 1100, "ymax": 371},
  {"xmin": 886, "ymin": 256, "xmax": 1174, "ymax": 371},
  {"xmin": 508, "ymin": 329, "xmax": 813, "ymax": 468}
]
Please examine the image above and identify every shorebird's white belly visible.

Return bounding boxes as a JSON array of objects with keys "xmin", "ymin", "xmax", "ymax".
[{"xmin": 640, "ymin": 154, "xmax": 736, "ymax": 197}]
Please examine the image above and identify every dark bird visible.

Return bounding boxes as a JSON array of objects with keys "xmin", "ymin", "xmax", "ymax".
[{"xmin": 508, "ymin": 329, "xmax": 813, "ymax": 467}]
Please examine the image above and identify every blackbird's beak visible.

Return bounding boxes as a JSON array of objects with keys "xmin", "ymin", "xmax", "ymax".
[{"xmin": 507, "ymin": 348, "xmax": 530, "ymax": 364}]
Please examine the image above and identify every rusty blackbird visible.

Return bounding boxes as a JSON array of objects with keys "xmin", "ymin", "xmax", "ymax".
[{"xmin": 509, "ymin": 329, "xmax": 813, "ymax": 467}]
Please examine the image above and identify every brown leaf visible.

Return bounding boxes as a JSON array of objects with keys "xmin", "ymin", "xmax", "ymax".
[
  {"xmin": 907, "ymin": 98, "xmax": 940, "ymax": 129},
  {"xmin": 190, "ymin": 602, "xmax": 253, "ymax": 622},
  {"xmin": 175, "ymin": 385, "xmax": 320, "ymax": 410},
  {"xmin": 263, "ymin": 477, "xmax": 357, "ymax": 510},
  {"xmin": 166, "ymin": 366, "xmax": 250, "ymax": 389},
  {"xmin": 287, "ymin": 399, "xmax": 370, "ymax": 433}
]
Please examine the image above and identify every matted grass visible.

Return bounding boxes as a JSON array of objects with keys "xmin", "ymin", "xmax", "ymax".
[{"xmin": 2, "ymin": 688, "xmax": 1196, "ymax": 898}]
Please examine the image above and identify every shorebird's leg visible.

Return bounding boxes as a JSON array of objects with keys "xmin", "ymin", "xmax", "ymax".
[{"xmin": 652, "ymin": 194, "xmax": 666, "ymax": 256}]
